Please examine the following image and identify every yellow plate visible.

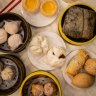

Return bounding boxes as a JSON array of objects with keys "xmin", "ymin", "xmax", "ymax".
[
  {"xmin": 58, "ymin": 3, "xmax": 96, "ymax": 45},
  {"xmin": 20, "ymin": 71, "xmax": 62, "ymax": 96}
]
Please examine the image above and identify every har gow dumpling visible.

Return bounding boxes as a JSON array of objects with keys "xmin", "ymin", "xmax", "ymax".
[
  {"xmin": 30, "ymin": 35, "xmax": 49, "ymax": 55},
  {"xmin": 1, "ymin": 66, "xmax": 15, "ymax": 81},
  {"xmin": 8, "ymin": 34, "xmax": 23, "ymax": 50},
  {"xmin": 4, "ymin": 21, "xmax": 21, "ymax": 34},
  {"xmin": 0, "ymin": 28, "xmax": 7, "ymax": 44},
  {"xmin": 47, "ymin": 46, "xmax": 66, "ymax": 67}
]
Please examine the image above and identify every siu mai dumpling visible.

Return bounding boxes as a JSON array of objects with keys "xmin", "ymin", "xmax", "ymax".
[{"xmin": 66, "ymin": 49, "xmax": 89, "ymax": 76}]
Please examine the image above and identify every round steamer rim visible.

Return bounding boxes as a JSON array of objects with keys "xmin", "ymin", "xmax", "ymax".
[
  {"xmin": 58, "ymin": 3, "xmax": 96, "ymax": 45},
  {"xmin": 20, "ymin": 71, "xmax": 62, "ymax": 96}
]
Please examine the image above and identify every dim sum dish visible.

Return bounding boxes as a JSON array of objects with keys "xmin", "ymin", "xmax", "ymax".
[
  {"xmin": 59, "ymin": 3, "xmax": 96, "ymax": 45},
  {"xmin": 0, "ymin": 54, "xmax": 26, "ymax": 95},
  {"xmin": 20, "ymin": 71, "xmax": 62, "ymax": 96},
  {"xmin": 0, "ymin": 12, "xmax": 32, "ymax": 53},
  {"xmin": 62, "ymin": 49, "xmax": 96, "ymax": 89}
]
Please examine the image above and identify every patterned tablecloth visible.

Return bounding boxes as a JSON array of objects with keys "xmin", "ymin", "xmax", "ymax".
[{"xmin": 1, "ymin": 0, "xmax": 96, "ymax": 96}]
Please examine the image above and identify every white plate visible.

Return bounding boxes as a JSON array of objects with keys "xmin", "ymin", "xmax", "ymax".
[
  {"xmin": 62, "ymin": 49, "xmax": 96, "ymax": 90},
  {"xmin": 21, "ymin": 0, "xmax": 60, "ymax": 27},
  {"xmin": 28, "ymin": 31, "xmax": 66, "ymax": 70}
]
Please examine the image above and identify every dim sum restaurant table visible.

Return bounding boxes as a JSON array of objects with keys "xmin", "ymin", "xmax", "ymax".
[{"xmin": 0, "ymin": 0, "xmax": 96, "ymax": 96}]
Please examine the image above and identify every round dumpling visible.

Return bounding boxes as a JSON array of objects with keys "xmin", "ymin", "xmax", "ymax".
[
  {"xmin": 72, "ymin": 73, "xmax": 95, "ymax": 88},
  {"xmin": 4, "ymin": 21, "xmax": 21, "ymax": 34},
  {"xmin": 47, "ymin": 46, "xmax": 66, "ymax": 67},
  {"xmin": 1, "ymin": 66, "xmax": 15, "ymax": 81},
  {"xmin": 0, "ymin": 61, "xmax": 4, "ymax": 73},
  {"xmin": 85, "ymin": 58, "xmax": 96, "ymax": 76},
  {"xmin": 0, "ymin": 28, "xmax": 7, "ymax": 44},
  {"xmin": 8, "ymin": 34, "xmax": 22, "ymax": 50},
  {"xmin": 30, "ymin": 35, "xmax": 49, "ymax": 55},
  {"xmin": 44, "ymin": 83, "xmax": 57, "ymax": 96},
  {"xmin": 32, "ymin": 84, "xmax": 44, "ymax": 96}
]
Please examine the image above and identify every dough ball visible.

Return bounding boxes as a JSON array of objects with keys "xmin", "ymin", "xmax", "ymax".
[
  {"xmin": 1, "ymin": 66, "xmax": 15, "ymax": 81},
  {"xmin": 0, "ymin": 76, "xmax": 3, "ymax": 85},
  {"xmin": 0, "ymin": 28, "xmax": 7, "ymax": 44},
  {"xmin": 0, "ymin": 61, "xmax": 4, "ymax": 72},
  {"xmin": 30, "ymin": 35, "xmax": 49, "ymax": 55},
  {"xmin": 4, "ymin": 21, "xmax": 21, "ymax": 34},
  {"xmin": 47, "ymin": 46, "xmax": 66, "ymax": 67},
  {"xmin": 44, "ymin": 83, "xmax": 57, "ymax": 96},
  {"xmin": 72, "ymin": 73, "xmax": 95, "ymax": 88},
  {"xmin": 8, "ymin": 34, "xmax": 22, "ymax": 50},
  {"xmin": 32, "ymin": 84, "xmax": 44, "ymax": 96},
  {"xmin": 85, "ymin": 58, "xmax": 96, "ymax": 76}
]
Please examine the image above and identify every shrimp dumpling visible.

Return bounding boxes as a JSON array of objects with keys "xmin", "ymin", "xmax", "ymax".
[
  {"xmin": 8, "ymin": 34, "xmax": 23, "ymax": 50},
  {"xmin": 1, "ymin": 66, "xmax": 15, "ymax": 81},
  {"xmin": 4, "ymin": 21, "xmax": 21, "ymax": 34},
  {"xmin": 0, "ymin": 28, "xmax": 7, "ymax": 44}
]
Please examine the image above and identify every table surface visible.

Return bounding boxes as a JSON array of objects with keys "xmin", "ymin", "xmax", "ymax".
[{"xmin": 1, "ymin": 0, "xmax": 96, "ymax": 96}]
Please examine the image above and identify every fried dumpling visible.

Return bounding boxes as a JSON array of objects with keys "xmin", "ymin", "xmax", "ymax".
[
  {"xmin": 66, "ymin": 49, "xmax": 89, "ymax": 76},
  {"xmin": 4, "ymin": 21, "xmax": 21, "ymax": 34},
  {"xmin": 30, "ymin": 35, "xmax": 49, "ymax": 55},
  {"xmin": 0, "ymin": 28, "xmax": 7, "ymax": 44},
  {"xmin": 8, "ymin": 34, "xmax": 22, "ymax": 50},
  {"xmin": 32, "ymin": 84, "xmax": 44, "ymax": 96},
  {"xmin": 47, "ymin": 46, "xmax": 66, "ymax": 67}
]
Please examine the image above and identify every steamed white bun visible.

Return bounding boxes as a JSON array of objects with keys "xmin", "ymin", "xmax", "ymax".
[
  {"xmin": 8, "ymin": 34, "xmax": 22, "ymax": 50},
  {"xmin": 47, "ymin": 46, "xmax": 66, "ymax": 67},
  {"xmin": 0, "ymin": 28, "xmax": 7, "ymax": 44},
  {"xmin": 1, "ymin": 67, "xmax": 15, "ymax": 81},
  {"xmin": 30, "ymin": 35, "xmax": 49, "ymax": 55},
  {"xmin": 4, "ymin": 21, "xmax": 21, "ymax": 34}
]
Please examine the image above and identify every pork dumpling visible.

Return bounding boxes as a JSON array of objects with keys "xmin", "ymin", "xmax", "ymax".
[
  {"xmin": 4, "ymin": 21, "xmax": 21, "ymax": 34},
  {"xmin": 72, "ymin": 73, "xmax": 95, "ymax": 88},
  {"xmin": 30, "ymin": 35, "xmax": 49, "ymax": 55},
  {"xmin": 32, "ymin": 84, "xmax": 44, "ymax": 96},
  {"xmin": 47, "ymin": 46, "xmax": 66, "ymax": 67},
  {"xmin": 0, "ymin": 28, "xmax": 7, "ymax": 44},
  {"xmin": 66, "ymin": 49, "xmax": 89, "ymax": 76},
  {"xmin": 85, "ymin": 58, "xmax": 96, "ymax": 76},
  {"xmin": 1, "ymin": 66, "xmax": 15, "ymax": 81},
  {"xmin": 44, "ymin": 83, "xmax": 57, "ymax": 96},
  {"xmin": 8, "ymin": 34, "xmax": 23, "ymax": 50}
]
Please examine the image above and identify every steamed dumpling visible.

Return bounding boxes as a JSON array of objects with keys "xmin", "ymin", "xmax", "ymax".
[
  {"xmin": 32, "ymin": 84, "xmax": 44, "ymax": 96},
  {"xmin": 1, "ymin": 66, "xmax": 15, "ymax": 81},
  {"xmin": 44, "ymin": 83, "xmax": 57, "ymax": 96},
  {"xmin": 30, "ymin": 35, "xmax": 49, "ymax": 55},
  {"xmin": 47, "ymin": 46, "xmax": 66, "ymax": 67},
  {"xmin": 4, "ymin": 21, "xmax": 21, "ymax": 34},
  {"xmin": 0, "ymin": 28, "xmax": 7, "ymax": 44},
  {"xmin": 8, "ymin": 34, "xmax": 22, "ymax": 50}
]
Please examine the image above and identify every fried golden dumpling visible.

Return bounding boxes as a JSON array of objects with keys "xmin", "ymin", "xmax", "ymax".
[
  {"xmin": 44, "ymin": 83, "xmax": 57, "ymax": 96},
  {"xmin": 66, "ymin": 49, "xmax": 89, "ymax": 76},
  {"xmin": 32, "ymin": 84, "xmax": 44, "ymax": 96},
  {"xmin": 85, "ymin": 58, "xmax": 96, "ymax": 76},
  {"xmin": 72, "ymin": 73, "xmax": 95, "ymax": 88}
]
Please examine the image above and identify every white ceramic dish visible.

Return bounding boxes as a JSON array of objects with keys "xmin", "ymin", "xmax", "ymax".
[
  {"xmin": 21, "ymin": 0, "xmax": 60, "ymax": 27},
  {"xmin": 62, "ymin": 49, "xmax": 96, "ymax": 90},
  {"xmin": 28, "ymin": 31, "xmax": 66, "ymax": 70}
]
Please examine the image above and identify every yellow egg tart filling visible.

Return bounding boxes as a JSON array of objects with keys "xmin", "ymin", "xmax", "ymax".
[
  {"xmin": 23, "ymin": 0, "xmax": 40, "ymax": 13},
  {"xmin": 40, "ymin": 0, "xmax": 58, "ymax": 17}
]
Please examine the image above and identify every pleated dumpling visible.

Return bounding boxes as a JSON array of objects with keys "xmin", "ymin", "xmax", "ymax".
[
  {"xmin": 0, "ymin": 28, "xmax": 7, "ymax": 44},
  {"xmin": 8, "ymin": 34, "xmax": 23, "ymax": 50},
  {"xmin": 47, "ymin": 46, "xmax": 66, "ymax": 67},
  {"xmin": 30, "ymin": 35, "xmax": 49, "ymax": 55},
  {"xmin": 66, "ymin": 49, "xmax": 89, "ymax": 76},
  {"xmin": 4, "ymin": 21, "xmax": 21, "ymax": 34}
]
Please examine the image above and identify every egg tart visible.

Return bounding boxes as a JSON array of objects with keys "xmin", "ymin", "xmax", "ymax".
[
  {"xmin": 23, "ymin": 0, "xmax": 40, "ymax": 13},
  {"xmin": 40, "ymin": 0, "xmax": 58, "ymax": 17}
]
